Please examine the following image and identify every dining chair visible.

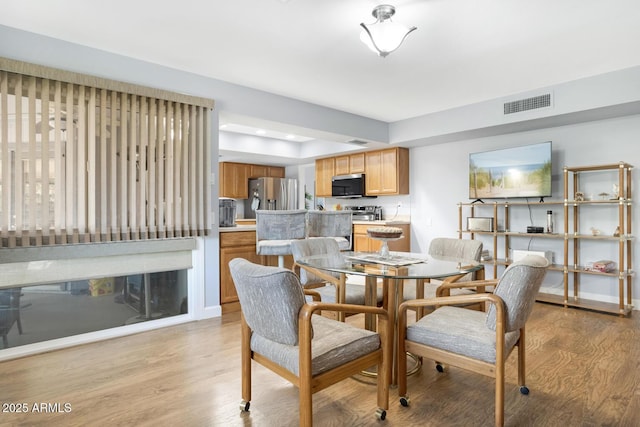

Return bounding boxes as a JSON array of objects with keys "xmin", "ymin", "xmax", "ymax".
[
  {"xmin": 404, "ymin": 238, "xmax": 485, "ymax": 318},
  {"xmin": 290, "ymin": 237, "xmax": 383, "ymax": 322},
  {"xmin": 255, "ymin": 209, "xmax": 307, "ymax": 267},
  {"xmin": 306, "ymin": 210, "xmax": 353, "ymax": 250},
  {"xmin": 397, "ymin": 255, "xmax": 549, "ymax": 427},
  {"xmin": 229, "ymin": 258, "xmax": 390, "ymax": 426}
]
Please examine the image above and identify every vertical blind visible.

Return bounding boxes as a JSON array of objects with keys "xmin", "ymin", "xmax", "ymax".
[{"xmin": 0, "ymin": 61, "xmax": 213, "ymax": 248}]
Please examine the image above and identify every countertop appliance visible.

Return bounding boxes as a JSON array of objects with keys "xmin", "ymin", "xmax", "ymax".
[
  {"xmin": 344, "ymin": 205, "xmax": 382, "ymax": 221},
  {"xmin": 332, "ymin": 174, "xmax": 366, "ymax": 198},
  {"xmin": 219, "ymin": 198, "xmax": 237, "ymax": 227},
  {"xmin": 244, "ymin": 177, "xmax": 298, "ymax": 219}
]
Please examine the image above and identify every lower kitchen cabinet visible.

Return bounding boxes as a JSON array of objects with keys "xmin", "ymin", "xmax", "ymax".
[
  {"xmin": 220, "ymin": 229, "xmax": 293, "ymax": 313},
  {"xmin": 220, "ymin": 230, "xmax": 262, "ymax": 313}
]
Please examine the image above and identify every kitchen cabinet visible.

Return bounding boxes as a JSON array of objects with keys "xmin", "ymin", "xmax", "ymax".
[
  {"xmin": 249, "ymin": 164, "xmax": 285, "ymax": 178},
  {"xmin": 335, "ymin": 153, "xmax": 365, "ymax": 175},
  {"xmin": 268, "ymin": 166, "xmax": 285, "ymax": 178},
  {"xmin": 315, "ymin": 149, "xmax": 407, "ymax": 198},
  {"xmin": 458, "ymin": 161, "xmax": 633, "ymax": 317},
  {"xmin": 249, "ymin": 164, "xmax": 268, "ymax": 178},
  {"xmin": 353, "ymin": 223, "xmax": 411, "ymax": 252},
  {"xmin": 315, "ymin": 157, "xmax": 335, "ymax": 197},
  {"xmin": 220, "ymin": 162, "xmax": 251, "ymax": 199},
  {"xmin": 220, "ymin": 230, "xmax": 263, "ymax": 312},
  {"xmin": 220, "ymin": 162, "xmax": 285, "ymax": 199},
  {"xmin": 219, "ymin": 229, "xmax": 294, "ymax": 313},
  {"xmin": 365, "ymin": 147, "xmax": 409, "ymax": 195}
]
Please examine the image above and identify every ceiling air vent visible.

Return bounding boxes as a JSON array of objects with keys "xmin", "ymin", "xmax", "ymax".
[
  {"xmin": 503, "ymin": 93, "xmax": 552, "ymax": 115},
  {"xmin": 347, "ymin": 139, "xmax": 369, "ymax": 146}
]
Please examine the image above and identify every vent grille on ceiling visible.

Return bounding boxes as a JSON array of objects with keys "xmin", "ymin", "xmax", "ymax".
[
  {"xmin": 504, "ymin": 93, "xmax": 552, "ymax": 115},
  {"xmin": 347, "ymin": 139, "xmax": 369, "ymax": 146}
]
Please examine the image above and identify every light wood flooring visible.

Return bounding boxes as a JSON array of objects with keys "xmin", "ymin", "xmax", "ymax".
[{"xmin": 0, "ymin": 302, "xmax": 639, "ymax": 427}]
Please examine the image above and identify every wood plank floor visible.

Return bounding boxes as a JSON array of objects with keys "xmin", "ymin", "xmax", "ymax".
[{"xmin": 0, "ymin": 302, "xmax": 639, "ymax": 427}]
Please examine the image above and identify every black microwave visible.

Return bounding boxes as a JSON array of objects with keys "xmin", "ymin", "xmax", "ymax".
[{"xmin": 332, "ymin": 174, "xmax": 366, "ymax": 198}]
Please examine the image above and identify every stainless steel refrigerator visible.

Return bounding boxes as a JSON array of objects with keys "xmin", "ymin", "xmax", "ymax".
[{"xmin": 243, "ymin": 177, "xmax": 298, "ymax": 219}]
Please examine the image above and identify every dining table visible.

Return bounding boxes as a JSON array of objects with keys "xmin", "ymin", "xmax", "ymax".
[{"xmin": 295, "ymin": 250, "xmax": 485, "ymax": 385}]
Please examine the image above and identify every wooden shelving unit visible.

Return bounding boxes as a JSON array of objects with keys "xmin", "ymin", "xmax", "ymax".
[
  {"xmin": 459, "ymin": 162, "xmax": 634, "ymax": 317},
  {"xmin": 563, "ymin": 162, "xmax": 633, "ymax": 316}
]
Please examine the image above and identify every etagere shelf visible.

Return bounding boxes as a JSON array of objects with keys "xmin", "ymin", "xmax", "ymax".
[{"xmin": 459, "ymin": 162, "xmax": 634, "ymax": 317}]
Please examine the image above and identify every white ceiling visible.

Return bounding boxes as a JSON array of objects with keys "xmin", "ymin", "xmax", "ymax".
[{"xmin": 2, "ymin": 0, "xmax": 640, "ymax": 134}]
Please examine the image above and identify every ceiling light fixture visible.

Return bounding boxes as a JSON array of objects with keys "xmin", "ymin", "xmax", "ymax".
[{"xmin": 360, "ymin": 4, "xmax": 417, "ymax": 58}]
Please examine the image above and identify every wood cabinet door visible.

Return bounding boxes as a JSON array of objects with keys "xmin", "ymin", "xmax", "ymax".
[
  {"xmin": 220, "ymin": 162, "xmax": 250, "ymax": 199},
  {"xmin": 380, "ymin": 148, "xmax": 399, "ymax": 194},
  {"xmin": 349, "ymin": 153, "xmax": 365, "ymax": 173},
  {"xmin": 353, "ymin": 233, "xmax": 372, "ymax": 252},
  {"xmin": 249, "ymin": 164, "xmax": 268, "ymax": 178},
  {"xmin": 335, "ymin": 156, "xmax": 350, "ymax": 176},
  {"xmin": 315, "ymin": 157, "xmax": 335, "ymax": 197},
  {"xmin": 268, "ymin": 166, "xmax": 285, "ymax": 178},
  {"xmin": 220, "ymin": 245, "xmax": 263, "ymax": 304},
  {"xmin": 365, "ymin": 151, "xmax": 383, "ymax": 195},
  {"xmin": 364, "ymin": 148, "xmax": 409, "ymax": 195}
]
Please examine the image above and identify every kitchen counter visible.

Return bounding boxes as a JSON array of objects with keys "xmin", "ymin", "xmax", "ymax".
[
  {"xmin": 352, "ymin": 219, "xmax": 411, "ymax": 226},
  {"xmin": 220, "ymin": 220, "xmax": 410, "ymax": 232},
  {"xmin": 219, "ymin": 225, "xmax": 256, "ymax": 232}
]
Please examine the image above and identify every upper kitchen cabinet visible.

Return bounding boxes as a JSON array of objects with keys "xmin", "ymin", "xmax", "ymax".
[
  {"xmin": 220, "ymin": 162, "xmax": 251, "ymax": 199},
  {"xmin": 365, "ymin": 147, "xmax": 409, "ymax": 195},
  {"xmin": 315, "ymin": 148, "xmax": 409, "ymax": 197},
  {"xmin": 220, "ymin": 162, "xmax": 286, "ymax": 199},
  {"xmin": 335, "ymin": 153, "xmax": 366, "ymax": 175},
  {"xmin": 249, "ymin": 164, "xmax": 285, "ymax": 179},
  {"xmin": 315, "ymin": 157, "xmax": 335, "ymax": 197}
]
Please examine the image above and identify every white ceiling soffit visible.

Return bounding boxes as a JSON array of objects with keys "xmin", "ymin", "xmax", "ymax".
[
  {"xmin": 2, "ymin": 0, "xmax": 640, "ymax": 123},
  {"xmin": 219, "ymin": 123, "xmax": 314, "ymax": 142}
]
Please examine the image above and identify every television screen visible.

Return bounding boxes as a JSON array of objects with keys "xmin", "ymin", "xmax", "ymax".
[{"xmin": 469, "ymin": 141, "xmax": 552, "ymax": 200}]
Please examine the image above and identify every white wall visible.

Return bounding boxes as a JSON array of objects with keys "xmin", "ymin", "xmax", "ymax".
[{"xmin": 410, "ymin": 114, "xmax": 640, "ymax": 306}]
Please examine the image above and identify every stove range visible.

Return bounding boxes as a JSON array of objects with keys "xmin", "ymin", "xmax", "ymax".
[{"xmin": 344, "ymin": 205, "xmax": 382, "ymax": 221}]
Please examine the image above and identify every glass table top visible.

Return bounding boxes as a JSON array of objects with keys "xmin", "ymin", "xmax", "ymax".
[{"xmin": 296, "ymin": 251, "xmax": 483, "ymax": 280}]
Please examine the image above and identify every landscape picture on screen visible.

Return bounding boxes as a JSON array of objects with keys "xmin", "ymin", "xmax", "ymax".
[{"xmin": 469, "ymin": 142, "xmax": 552, "ymax": 200}]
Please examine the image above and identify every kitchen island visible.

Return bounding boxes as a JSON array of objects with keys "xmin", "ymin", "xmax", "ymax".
[{"xmin": 219, "ymin": 219, "xmax": 410, "ymax": 313}]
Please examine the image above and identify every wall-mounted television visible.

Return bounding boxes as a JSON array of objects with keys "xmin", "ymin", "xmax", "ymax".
[{"xmin": 469, "ymin": 141, "xmax": 552, "ymax": 201}]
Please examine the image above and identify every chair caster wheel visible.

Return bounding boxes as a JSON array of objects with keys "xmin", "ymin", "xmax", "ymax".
[
  {"xmin": 239, "ymin": 400, "xmax": 250, "ymax": 412},
  {"xmin": 520, "ymin": 386, "xmax": 529, "ymax": 395},
  {"xmin": 375, "ymin": 408, "xmax": 387, "ymax": 420},
  {"xmin": 435, "ymin": 363, "xmax": 444, "ymax": 373},
  {"xmin": 399, "ymin": 396, "xmax": 410, "ymax": 407}
]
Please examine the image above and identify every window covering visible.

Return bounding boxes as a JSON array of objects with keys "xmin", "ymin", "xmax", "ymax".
[{"xmin": 0, "ymin": 58, "xmax": 213, "ymax": 248}]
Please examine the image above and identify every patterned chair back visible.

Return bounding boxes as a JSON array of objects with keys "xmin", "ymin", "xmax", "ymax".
[
  {"xmin": 229, "ymin": 258, "xmax": 305, "ymax": 346},
  {"xmin": 485, "ymin": 255, "xmax": 549, "ymax": 333}
]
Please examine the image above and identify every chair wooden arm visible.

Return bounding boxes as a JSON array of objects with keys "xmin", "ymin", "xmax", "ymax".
[
  {"xmin": 298, "ymin": 300, "xmax": 392, "ymax": 409},
  {"xmin": 400, "ymin": 293, "xmax": 503, "ymax": 317},
  {"xmin": 436, "ymin": 278, "xmax": 498, "ymax": 297},
  {"xmin": 294, "ymin": 262, "xmax": 341, "ymax": 286},
  {"xmin": 303, "ymin": 289, "xmax": 322, "ymax": 302},
  {"xmin": 300, "ymin": 301, "xmax": 388, "ymax": 318}
]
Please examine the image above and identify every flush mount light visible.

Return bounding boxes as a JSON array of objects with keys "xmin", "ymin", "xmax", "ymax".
[{"xmin": 360, "ymin": 4, "xmax": 417, "ymax": 57}]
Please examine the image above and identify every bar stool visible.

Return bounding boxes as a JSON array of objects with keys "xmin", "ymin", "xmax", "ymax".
[
  {"xmin": 256, "ymin": 210, "xmax": 307, "ymax": 267},
  {"xmin": 306, "ymin": 210, "xmax": 353, "ymax": 250}
]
